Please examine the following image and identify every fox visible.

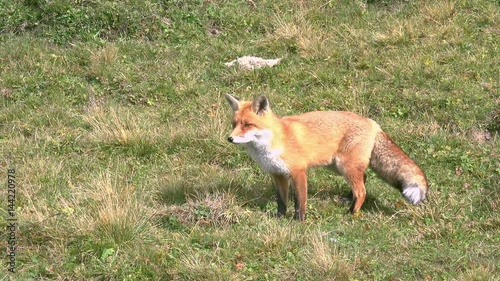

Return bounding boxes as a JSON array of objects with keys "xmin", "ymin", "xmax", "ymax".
[{"xmin": 225, "ymin": 94, "xmax": 428, "ymax": 221}]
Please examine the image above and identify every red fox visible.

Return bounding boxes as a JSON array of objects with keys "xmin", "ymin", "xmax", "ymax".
[{"xmin": 225, "ymin": 94, "xmax": 428, "ymax": 221}]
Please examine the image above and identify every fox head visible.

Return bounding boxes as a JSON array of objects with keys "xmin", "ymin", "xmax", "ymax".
[{"xmin": 225, "ymin": 94, "xmax": 274, "ymax": 145}]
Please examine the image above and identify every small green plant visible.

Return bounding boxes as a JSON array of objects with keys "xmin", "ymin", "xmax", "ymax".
[{"xmin": 100, "ymin": 248, "xmax": 115, "ymax": 263}]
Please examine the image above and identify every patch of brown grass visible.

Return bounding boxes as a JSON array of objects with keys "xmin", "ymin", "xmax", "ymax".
[
  {"xmin": 71, "ymin": 168, "xmax": 156, "ymax": 244},
  {"xmin": 163, "ymin": 192, "xmax": 246, "ymax": 227},
  {"xmin": 89, "ymin": 43, "xmax": 118, "ymax": 79},
  {"xmin": 83, "ymin": 105, "xmax": 157, "ymax": 146},
  {"xmin": 457, "ymin": 265, "xmax": 498, "ymax": 281},
  {"xmin": 300, "ymin": 229, "xmax": 356, "ymax": 280},
  {"xmin": 264, "ymin": 9, "xmax": 333, "ymax": 58},
  {"xmin": 422, "ymin": 0, "xmax": 456, "ymax": 24}
]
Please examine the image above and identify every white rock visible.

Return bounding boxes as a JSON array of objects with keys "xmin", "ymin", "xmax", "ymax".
[{"xmin": 225, "ymin": 56, "xmax": 281, "ymax": 70}]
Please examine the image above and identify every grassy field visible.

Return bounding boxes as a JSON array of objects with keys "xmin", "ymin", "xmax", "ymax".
[{"xmin": 1, "ymin": 0, "xmax": 499, "ymax": 280}]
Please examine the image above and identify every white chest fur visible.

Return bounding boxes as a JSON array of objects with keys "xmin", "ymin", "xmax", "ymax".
[
  {"xmin": 243, "ymin": 130, "xmax": 289, "ymax": 175},
  {"xmin": 245, "ymin": 144, "xmax": 289, "ymax": 175}
]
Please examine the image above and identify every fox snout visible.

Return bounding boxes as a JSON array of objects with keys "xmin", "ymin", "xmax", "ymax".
[{"xmin": 226, "ymin": 133, "xmax": 255, "ymax": 144}]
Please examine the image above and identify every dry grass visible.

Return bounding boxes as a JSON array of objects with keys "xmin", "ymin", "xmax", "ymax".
[
  {"xmin": 77, "ymin": 170, "xmax": 152, "ymax": 241},
  {"xmin": 301, "ymin": 229, "xmax": 356, "ymax": 280},
  {"xmin": 18, "ymin": 156, "xmax": 70, "ymax": 223},
  {"xmin": 255, "ymin": 217, "xmax": 303, "ymax": 247},
  {"xmin": 176, "ymin": 247, "xmax": 231, "ymax": 281},
  {"xmin": 266, "ymin": 8, "xmax": 333, "ymax": 58},
  {"xmin": 83, "ymin": 104, "xmax": 158, "ymax": 146},
  {"xmin": 16, "ymin": 155, "xmax": 156, "ymax": 244},
  {"xmin": 89, "ymin": 43, "xmax": 119, "ymax": 79},
  {"xmin": 457, "ymin": 265, "xmax": 498, "ymax": 281},
  {"xmin": 422, "ymin": 0, "xmax": 456, "ymax": 24},
  {"xmin": 163, "ymin": 191, "xmax": 246, "ymax": 227},
  {"xmin": 372, "ymin": 19, "xmax": 418, "ymax": 46}
]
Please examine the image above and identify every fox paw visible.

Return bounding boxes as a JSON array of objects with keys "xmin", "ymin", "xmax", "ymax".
[{"xmin": 351, "ymin": 211, "xmax": 362, "ymax": 218}]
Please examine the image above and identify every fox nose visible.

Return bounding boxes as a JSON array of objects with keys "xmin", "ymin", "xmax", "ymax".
[{"xmin": 227, "ymin": 136, "xmax": 234, "ymax": 143}]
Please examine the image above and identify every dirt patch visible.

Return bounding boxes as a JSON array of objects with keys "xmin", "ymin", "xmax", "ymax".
[
  {"xmin": 1, "ymin": 88, "xmax": 14, "ymax": 98},
  {"xmin": 470, "ymin": 129, "xmax": 493, "ymax": 144}
]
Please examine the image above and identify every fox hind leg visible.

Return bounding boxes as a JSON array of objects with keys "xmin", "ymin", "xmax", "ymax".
[
  {"xmin": 344, "ymin": 173, "xmax": 366, "ymax": 204},
  {"xmin": 291, "ymin": 170, "xmax": 308, "ymax": 221},
  {"xmin": 336, "ymin": 156, "xmax": 369, "ymax": 214},
  {"xmin": 347, "ymin": 172, "xmax": 367, "ymax": 214}
]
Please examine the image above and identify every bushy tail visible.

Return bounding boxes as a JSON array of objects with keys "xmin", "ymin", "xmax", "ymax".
[{"xmin": 369, "ymin": 132, "xmax": 428, "ymax": 204}]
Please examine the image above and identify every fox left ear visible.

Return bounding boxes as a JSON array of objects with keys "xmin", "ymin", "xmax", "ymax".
[
  {"xmin": 225, "ymin": 94, "xmax": 240, "ymax": 111},
  {"xmin": 252, "ymin": 95, "xmax": 270, "ymax": 115}
]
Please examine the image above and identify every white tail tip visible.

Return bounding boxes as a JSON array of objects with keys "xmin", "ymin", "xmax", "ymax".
[{"xmin": 402, "ymin": 184, "xmax": 426, "ymax": 204}]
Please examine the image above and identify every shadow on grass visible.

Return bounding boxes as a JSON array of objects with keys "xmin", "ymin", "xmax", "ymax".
[
  {"xmin": 156, "ymin": 176, "xmax": 275, "ymax": 209},
  {"xmin": 156, "ymin": 172, "xmax": 402, "ymax": 226},
  {"xmin": 312, "ymin": 185, "xmax": 398, "ymax": 216},
  {"xmin": 344, "ymin": 190, "xmax": 398, "ymax": 215}
]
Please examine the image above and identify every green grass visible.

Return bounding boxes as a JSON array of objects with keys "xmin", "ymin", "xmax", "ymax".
[{"xmin": 1, "ymin": 0, "xmax": 499, "ymax": 279}]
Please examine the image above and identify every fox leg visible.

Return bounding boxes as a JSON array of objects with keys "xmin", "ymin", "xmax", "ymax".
[
  {"xmin": 337, "ymin": 158, "xmax": 368, "ymax": 214},
  {"xmin": 272, "ymin": 174, "xmax": 290, "ymax": 217},
  {"xmin": 345, "ymin": 174, "xmax": 366, "ymax": 202},
  {"xmin": 291, "ymin": 170, "xmax": 308, "ymax": 221},
  {"xmin": 345, "ymin": 169, "xmax": 368, "ymax": 214}
]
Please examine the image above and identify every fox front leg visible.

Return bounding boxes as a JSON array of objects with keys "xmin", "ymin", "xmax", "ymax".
[{"xmin": 272, "ymin": 174, "xmax": 290, "ymax": 217}]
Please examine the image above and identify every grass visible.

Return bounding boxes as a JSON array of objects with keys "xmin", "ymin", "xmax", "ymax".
[{"xmin": 0, "ymin": 0, "xmax": 499, "ymax": 279}]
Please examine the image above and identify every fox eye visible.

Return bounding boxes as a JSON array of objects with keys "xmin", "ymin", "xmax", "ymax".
[{"xmin": 244, "ymin": 122, "xmax": 253, "ymax": 128}]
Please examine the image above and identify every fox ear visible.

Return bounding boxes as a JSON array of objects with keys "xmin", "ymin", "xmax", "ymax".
[
  {"xmin": 225, "ymin": 94, "xmax": 240, "ymax": 111},
  {"xmin": 252, "ymin": 95, "xmax": 270, "ymax": 115}
]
